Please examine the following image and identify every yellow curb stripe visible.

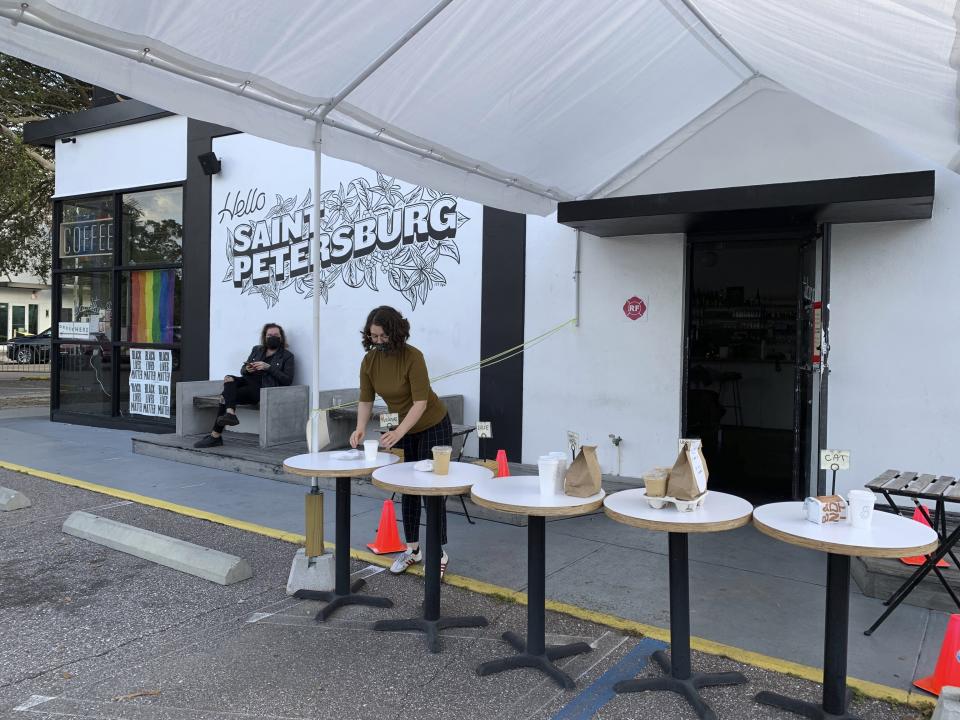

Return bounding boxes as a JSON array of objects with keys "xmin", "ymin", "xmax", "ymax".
[
  {"xmin": 0, "ymin": 460, "xmax": 305, "ymax": 545},
  {"xmin": 2, "ymin": 459, "xmax": 933, "ymax": 709}
]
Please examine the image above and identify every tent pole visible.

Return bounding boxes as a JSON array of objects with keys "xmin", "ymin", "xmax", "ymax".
[
  {"xmin": 310, "ymin": 121, "xmax": 323, "ymax": 457},
  {"xmin": 318, "ymin": 0, "xmax": 456, "ymax": 121}
]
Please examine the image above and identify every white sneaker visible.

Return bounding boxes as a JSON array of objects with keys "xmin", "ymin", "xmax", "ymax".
[
  {"xmin": 440, "ymin": 551, "xmax": 449, "ymax": 581},
  {"xmin": 390, "ymin": 548, "xmax": 422, "ymax": 574}
]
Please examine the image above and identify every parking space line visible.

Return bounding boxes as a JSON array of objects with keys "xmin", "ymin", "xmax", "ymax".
[
  {"xmin": 550, "ymin": 637, "xmax": 666, "ymax": 720},
  {"xmin": 13, "ymin": 695, "xmax": 55, "ymax": 711}
]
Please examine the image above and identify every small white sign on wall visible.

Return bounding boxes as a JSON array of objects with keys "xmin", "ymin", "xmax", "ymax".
[{"xmin": 128, "ymin": 348, "xmax": 172, "ymax": 418}]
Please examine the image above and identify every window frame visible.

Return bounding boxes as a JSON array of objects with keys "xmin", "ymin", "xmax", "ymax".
[{"xmin": 52, "ymin": 181, "xmax": 184, "ymax": 423}]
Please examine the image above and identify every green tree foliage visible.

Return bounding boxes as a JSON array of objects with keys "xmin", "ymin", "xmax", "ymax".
[{"xmin": 0, "ymin": 54, "xmax": 91, "ymax": 279}]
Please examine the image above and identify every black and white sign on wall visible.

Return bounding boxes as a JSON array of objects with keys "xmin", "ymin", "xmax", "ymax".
[
  {"xmin": 129, "ymin": 348, "xmax": 172, "ymax": 418},
  {"xmin": 218, "ymin": 166, "xmax": 469, "ymax": 311}
]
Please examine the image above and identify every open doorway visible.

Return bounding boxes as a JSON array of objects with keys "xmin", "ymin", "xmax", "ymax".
[{"xmin": 683, "ymin": 232, "xmax": 818, "ymax": 504}]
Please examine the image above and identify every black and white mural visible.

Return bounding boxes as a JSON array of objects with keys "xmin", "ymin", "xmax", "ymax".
[
  {"xmin": 219, "ymin": 175, "xmax": 469, "ymax": 310},
  {"xmin": 208, "ymin": 134, "xmax": 483, "ymax": 402}
]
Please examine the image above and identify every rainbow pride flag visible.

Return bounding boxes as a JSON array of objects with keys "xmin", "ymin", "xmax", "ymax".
[{"xmin": 130, "ymin": 270, "xmax": 175, "ymax": 343}]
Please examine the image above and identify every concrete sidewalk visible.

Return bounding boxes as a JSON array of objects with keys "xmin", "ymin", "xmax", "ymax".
[{"xmin": 0, "ymin": 407, "xmax": 946, "ymax": 704}]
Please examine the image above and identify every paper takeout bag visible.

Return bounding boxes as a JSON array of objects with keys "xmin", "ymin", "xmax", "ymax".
[
  {"xmin": 667, "ymin": 441, "xmax": 709, "ymax": 501},
  {"xmin": 564, "ymin": 446, "xmax": 602, "ymax": 497}
]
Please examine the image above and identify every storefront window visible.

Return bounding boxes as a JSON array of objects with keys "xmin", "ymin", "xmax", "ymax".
[
  {"xmin": 119, "ymin": 269, "xmax": 182, "ymax": 343},
  {"xmin": 57, "ymin": 273, "xmax": 112, "ymax": 339},
  {"xmin": 123, "ymin": 188, "xmax": 183, "ymax": 265},
  {"xmin": 57, "ymin": 342, "xmax": 113, "ymax": 416},
  {"xmin": 53, "ymin": 184, "xmax": 182, "ymax": 425},
  {"xmin": 11, "ymin": 306, "xmax": 24, "ymax": 336},
  {"xmin": 60, "ymin": 196, "xmax": 114, "ymax": 270}
]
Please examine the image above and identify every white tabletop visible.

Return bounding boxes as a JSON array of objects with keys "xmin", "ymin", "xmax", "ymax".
[
  {"xmin": 753, "ymin": 502, "xmax": 939, "ymax": 558},
  {"xmin": 471, "ymin": 476, "xmax": 605, "ymax": 517},
  {"xmin": 372, "ymin": 461, "xmax": 493, "ymax": 496},
  {"xmin": 283, "ymin": 451, "xmax": 399, "ymax": 478},
  {"xmin": 604, "ymin": 489, "xmax": 754, "ymax": 533}
]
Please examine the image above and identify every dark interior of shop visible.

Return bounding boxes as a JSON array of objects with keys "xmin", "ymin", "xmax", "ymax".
[{"xmin": 685, "ymin": 239, "xmax": 801, "ymax": 504}]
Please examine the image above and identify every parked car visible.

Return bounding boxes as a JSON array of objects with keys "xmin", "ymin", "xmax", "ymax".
[{"xmin": 8, "ymin": 329, "xmax": 51, "ymax": 364}]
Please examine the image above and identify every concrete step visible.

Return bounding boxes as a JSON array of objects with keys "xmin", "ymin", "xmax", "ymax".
[
  {"xmin": 131, "ymin": 431, "xmax": 529, "ymax": 526},
  {"xmin": 852, "ymin": 554, "xmax": 960, "ymax": 613}
]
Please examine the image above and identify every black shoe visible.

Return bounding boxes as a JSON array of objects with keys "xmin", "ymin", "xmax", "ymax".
[
  {"xmin": 194, "ymin": 434, "xmax": 223, "ymax": 448},
  {"xmin": 215, "ymin": 414, "xmax": 240, "ymax": 430}
]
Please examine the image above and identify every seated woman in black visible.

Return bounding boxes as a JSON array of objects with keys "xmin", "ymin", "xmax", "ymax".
[{"xmin": 194, "ymin": 323, "xmax": 295, "ymax": 447}]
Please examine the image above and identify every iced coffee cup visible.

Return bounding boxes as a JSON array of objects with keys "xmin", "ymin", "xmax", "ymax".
[
  {"xmin": 643, "ymin": 467, "xmax": 669, "ymax": 498},
  {"xmin": 432, "ymin": 445, "xmax": 452, "ymax": 475}
]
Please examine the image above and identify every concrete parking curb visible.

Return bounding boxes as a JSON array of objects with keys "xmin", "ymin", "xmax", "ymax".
[
  {"xmin": 62, "ymin": 510, "xmax": 253, "ymax": 585},
  {"xmin": 0, "ymin": 485, "xmax": 31, "ymax": 510}
]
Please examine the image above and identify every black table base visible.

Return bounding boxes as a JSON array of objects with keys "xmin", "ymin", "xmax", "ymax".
[
  {"xmin": 614, "ymin": 533, "xmax": 746, "ymax": 720},
  {"xmin": 478, "ymin": 630, "xmax": 592, "ymax": 689},
  {"xmin": 756, "ymin": 554, "xmax": 858, "ymax": 719},
  {"xmin": 756, "ymin": 689, "xmax": 858, "ymax": 720},
  {"xmin": 615, "ymin": 649, "xmax": 746, "ymax": 718},
  {"xmin": 477, "ymin": 516, "xmax": 592, "ymax": 688},
  {"xmin": 376, "ymin": 615, "xmax": 489, "ymax": 654},
  {"xmin": 374, "ymin": 494, "xmax": 487, "ymax": 653},
  {"xmin": 293, "ymin": 478, "xmax": 393, "ymax": 621}
]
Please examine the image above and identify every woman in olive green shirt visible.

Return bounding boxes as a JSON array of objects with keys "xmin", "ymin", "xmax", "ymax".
[{"xmin": 350, "ymin": 306, "xmax": 452, "ymax": 578}]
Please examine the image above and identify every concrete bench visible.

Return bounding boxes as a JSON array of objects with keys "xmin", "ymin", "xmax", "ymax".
[
  {"xmin": 318, "ymin": 388, "xmax": 464, "ymax": 452},
  {"xmin": 176, "ymin": 380, "xmax": 309, "ymax": 448}
]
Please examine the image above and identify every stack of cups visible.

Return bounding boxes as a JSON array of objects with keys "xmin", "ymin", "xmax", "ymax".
[
  {"xmin": 549, "ymin": 451, "xmax": 568, "ymax": 493},
  {"xmin": 363, "ymin": 439, "xmax": 379, "ymax": 462},
  {"xmin": 537, "ymin": 455, "xmax": 560, "ymax": 496}
]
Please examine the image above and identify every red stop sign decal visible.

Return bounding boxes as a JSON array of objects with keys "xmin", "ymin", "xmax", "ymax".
[{"xmin": 623, "ymin": 296, "xmax": 646, "ymax": 320}]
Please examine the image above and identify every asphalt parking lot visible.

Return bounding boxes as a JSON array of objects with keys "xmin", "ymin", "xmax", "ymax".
[{"xmin": 0, "ymin": 470, "xmax": 930, "ymax": 719}]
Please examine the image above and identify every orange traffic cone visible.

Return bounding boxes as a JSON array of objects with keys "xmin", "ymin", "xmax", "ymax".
[
  {"xmin": 902, "ymin": 506, "xmax": 948, "ymax": 567},
  {"xmin": 496, "ymin": 449, "xmax": 510, "ymax": 477},
  {"xmin": 367, "ymin": 500, "xmax": 406, "ymax": 555},
  {"xmin": 915, "ymin": 614, "xmax": 960, "ymax": 695}
]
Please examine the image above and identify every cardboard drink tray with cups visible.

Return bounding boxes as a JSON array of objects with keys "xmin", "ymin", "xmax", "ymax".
[{"xmin": 643, "ymin": 440, "xmax": 709, "ymax": 512}]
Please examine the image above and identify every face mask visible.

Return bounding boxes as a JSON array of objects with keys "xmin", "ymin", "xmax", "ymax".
[
  {"xmin": 265, "ymin": 336, "xmax": 281, "ymax": 350},
  {"xmin": 371, "ymin": 342, "xmax": 388, "ymax": 352}
]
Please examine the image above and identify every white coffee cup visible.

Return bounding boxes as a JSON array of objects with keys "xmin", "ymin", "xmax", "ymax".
[
  {"xmin": 363, "ymin": 439, "xmax": 379, "ymax": 462},
  {"xmin": 848, "ymin": 489, "xmax": 877, "ymax": 528},
  {"xmin": 538, "ymin": 456, "xmax": 560, "ymax": 496},
  {"xmin": 549, "ymin": 452, "xmax": 568, "ymax": 493}
]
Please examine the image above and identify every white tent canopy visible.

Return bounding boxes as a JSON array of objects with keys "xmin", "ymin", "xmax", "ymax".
[{"xmin": 1, "ymin": 0, "xmax": 956, "ymax": 216}]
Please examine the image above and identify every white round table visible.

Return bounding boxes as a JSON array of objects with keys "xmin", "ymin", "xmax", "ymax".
[
  {"xmin": 283, "ymin": 451, "xmax": 399, "ymax": 621},
  {"xmin": 604, "ymin": 489, "xmax": 753, "ymax": 720},
  {"xmin": 752, "ymin": 502, "xmax": 938, "ymax": 720},
  {"xmin": 371, "ymin": 461, "xmax": 493, "ymax": 653},
  {"xmin": 471, "ymin": 477, "xmax": 605, "ymax": 689}
]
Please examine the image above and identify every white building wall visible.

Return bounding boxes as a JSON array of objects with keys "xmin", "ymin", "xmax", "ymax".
[
  {"xmin": 607, "ymin": 85, "xmax": 957, "ymax": 493},
  {"xmin": 53, "ymin": 115, "xmax": 188, "ymax": 198},
  {"xmin": 522, "ymin": 215, "xmax": 685, "ymax": 475}
]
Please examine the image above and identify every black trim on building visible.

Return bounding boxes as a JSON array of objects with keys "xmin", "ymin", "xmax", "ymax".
[
  {"xmin": 181, "ymin": 120, "xmax": 238, "ymax": 384},
  {"xmin": 480, "ymin": 207, "xmax": 526, "ymax": 460},
  {"xmin": 24, "ymin": 99, "xmax": 172, "ymax": 148},
  {"xmin": 557, "ymin": 171, "xmax": 935, "ymax": 237}
]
